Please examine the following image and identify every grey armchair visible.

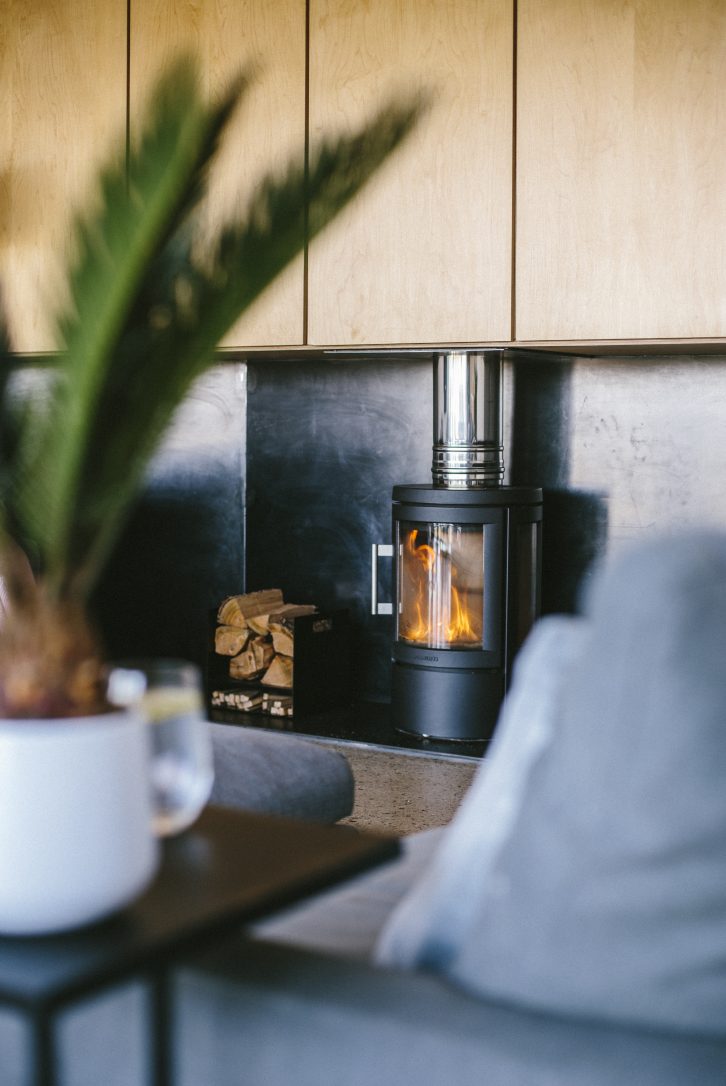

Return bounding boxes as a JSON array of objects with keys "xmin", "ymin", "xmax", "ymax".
[
  {"xmin": 171, "ymin": 530, "xmax": 726, "ymax": 1085},
  {"xmin": 173, "ymin": 937, "xmax": 726, "ymax": 1086},
  {"xmin": 207, "ymin": 722, "xmax": 354, "ymax": 824}
]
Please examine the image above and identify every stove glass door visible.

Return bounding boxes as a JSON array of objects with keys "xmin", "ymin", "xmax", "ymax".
[{"xmin": 396, "ymin": 520, "xmax": 485, "ymax": 650}]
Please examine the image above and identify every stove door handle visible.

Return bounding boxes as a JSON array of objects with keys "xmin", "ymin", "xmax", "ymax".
[{"xmin": 371, "ymin": 543, "xmax": 393, "ymax": 615}]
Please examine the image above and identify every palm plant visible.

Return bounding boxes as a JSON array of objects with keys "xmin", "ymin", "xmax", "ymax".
[{"xmin": 0, "ymin": 56, "xmax": 422, "ymax": 718}]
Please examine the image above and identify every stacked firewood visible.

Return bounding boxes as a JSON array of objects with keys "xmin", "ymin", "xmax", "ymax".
[
  {"xmin": 213, "ymin": 589, "xmax": 316, "ymax": 698},
  {"xmin": 210, "ymin": 688, "xmax": 294, "ymax": 717}
]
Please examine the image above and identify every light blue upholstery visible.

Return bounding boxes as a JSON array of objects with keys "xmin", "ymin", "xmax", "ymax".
[
  {"xmin": 378, "ymin": 532, "xmax": 726, "ymax": 1034},
  {"xmin": 175, "ymin": 938, "xmax": 726, "ymax": 1086}
]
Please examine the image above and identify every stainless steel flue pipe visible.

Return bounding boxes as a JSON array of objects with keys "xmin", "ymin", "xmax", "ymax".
[{"xmin": 432, "ymin": 350, "xmax": 504, "ymax": 488}]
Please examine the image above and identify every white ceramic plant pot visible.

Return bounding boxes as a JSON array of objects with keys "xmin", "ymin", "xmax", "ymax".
[{"xmin": 0, "ymin": 710, "xmax": 159, "ymax": 936}]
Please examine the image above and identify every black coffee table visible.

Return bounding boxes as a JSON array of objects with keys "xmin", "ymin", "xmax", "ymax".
[{"xmin": 0, "ymin": 804, "xmax": 400, "ymax": 1086}]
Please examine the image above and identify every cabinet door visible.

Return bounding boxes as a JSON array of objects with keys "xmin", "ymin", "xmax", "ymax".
[
  {"xmin": 517, "ymin": 0, "xmax": 726, "ymax": 342},
  {"xmin": 307, "ymin": 0, "xmax": 513, "ymax": 347},
  {"xmin": 0, "ymin": 0, "xmax": 127, "ymax": 353},
  {"xmin": 130, "ymin": 0, "xmax": 306, "ymax": 348}
]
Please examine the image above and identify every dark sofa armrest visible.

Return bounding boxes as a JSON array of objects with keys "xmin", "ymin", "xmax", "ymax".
[{"xmin": 208, "ymin": 723, "xmax": 354, "ymax": 823}]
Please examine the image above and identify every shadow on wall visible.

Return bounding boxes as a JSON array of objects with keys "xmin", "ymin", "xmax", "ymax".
[
  {"xmin": 509, "ymin": 352, "xmax": 726, "ymax": 614},
  {"xmin": 508, "ymin": 355, "xmax": 609, "ymax": 614}
]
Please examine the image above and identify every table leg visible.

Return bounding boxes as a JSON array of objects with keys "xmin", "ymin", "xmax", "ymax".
[
  {"xmin": 30, "ymin": 1013, "xmax": 57, "ymax": 1086},
  {"xmin": 148, "ymin": 971, "xmax": 173, "ymax": 1086}
]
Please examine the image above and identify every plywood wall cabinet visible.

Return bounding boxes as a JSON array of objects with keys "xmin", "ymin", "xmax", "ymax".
[
  {"xmin": 0, "ymin": 0, "xmax": 127, "ymax": 353},
  {"xmin": 6, "ymin": 1, "xmax": 725, "ymax": 355},
  {"xmin": 516, "ymin": 0, "xmax": 726, "ymax": 342},
  {"xmin": 307, "ymin": 0, "xmax": 514, "ymax": 347},
  {"xmin": 129, "ymin": 0, "xmax": 307, "ymax": 349}
]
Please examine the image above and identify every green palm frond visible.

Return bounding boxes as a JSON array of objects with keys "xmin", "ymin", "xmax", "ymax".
[
  {"xmin": 7, "ymin": 56, "xmax": 424, "ymax": 603},
  {"xmin": 12, "ymin": 56, "xmax": 249, "ymax": 595},
  {"xmin": 0, "ymin": 293, "xmax": 20, "ymax": 549}
]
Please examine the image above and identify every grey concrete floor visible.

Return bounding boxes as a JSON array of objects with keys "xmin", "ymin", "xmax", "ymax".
[{"xmin": 312, "ymin": 739, "xmax": 480, "ymax": 836}]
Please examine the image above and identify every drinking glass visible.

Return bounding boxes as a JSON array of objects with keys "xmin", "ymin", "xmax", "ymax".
[{"xmin": 107, "ymin": 659, "xmax": 214, "ymax": 836}]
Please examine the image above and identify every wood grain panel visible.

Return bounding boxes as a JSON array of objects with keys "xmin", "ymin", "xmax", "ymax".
[
  {"xmin": 516, "ymin": 0, "xmax": 726, "ymax": 341},
  {"xmin": 0, "ymin": 0, "xmax": 127, "ymax": 352},
  {"xmin": 307, "ymin": 0, "xmax": 513, "ymax": 346},
  {"xmin": 130, "ymin": 0, "xmax": 306, "ymax": 348}
]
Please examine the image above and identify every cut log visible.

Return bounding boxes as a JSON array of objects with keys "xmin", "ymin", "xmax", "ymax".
[
  {"xmin": 211, "ymin": 689, "xmax": 263, "ymax": 712},
  {"xmin": 217, "ymin": 589, "xmax": 284, "ymax": 627},
  {"xmin": 214, "ymin": 625, "xmax": 250, "ymax": 656},
  {"xmin": 228, "ymin": 648, "xmax": 258, "ymax": 680},
  {"xmin": 261, "ymin": 654, "xmax": 293, "ymax": 690},
  {"xmin": 269, "ymin": 604, "xmax": 317, "ymax": 620},
  {"xmin": 251, "ymin": 637, "xmax": 275, "ymax": 672},
  {"xmin": 229, "ymin": 636, "xmax": 274, "ymax": 680},
  {"xmin": 262, "ymin": 692, "xmax": 294, "ymax": 717},
  {"xmin": 269, "ymin": 622, "xmax": 294, "ymax": 657},
  {"xmin": 269, "ymin": 702, "xmax": 293, "ymax": 717},
  {"xmin": 247, "ymin": 614, "xmax": 271, "ymax": 636},
  {"xmin": 248, "ymin": 604, "xmax": 316, "ymax": 638}
]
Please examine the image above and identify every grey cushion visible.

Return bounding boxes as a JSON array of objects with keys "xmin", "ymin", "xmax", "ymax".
[
  {"xmin": 208, "ymin": 723, "xmax": 354, "ymax": 823},
  {"xmin": 378, "ymin": 531, "xmax": 726, "ymax": 1034}
]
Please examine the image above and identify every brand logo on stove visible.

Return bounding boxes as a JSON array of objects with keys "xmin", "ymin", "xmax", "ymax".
[{"xmin": 422, "ymin": 654, "xmax": 440, "ymax": 662}]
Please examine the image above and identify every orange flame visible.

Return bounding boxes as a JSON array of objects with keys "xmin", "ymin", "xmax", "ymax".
[
  {"xmin": 448, "ymin": 586, "xmax": 477, "ymax": 641},
  {"xmin": 401, "ymin": 529, "xmax": 481, "ymax": 647},
  {"xmin": 408, "ymin": 530, "xmax": 435, "ymax": 571}
]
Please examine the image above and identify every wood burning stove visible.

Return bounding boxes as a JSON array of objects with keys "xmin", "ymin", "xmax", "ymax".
[
  {"xmin": 383, "ymin": 351, "xmax": 542, "ymax": 742},
  {"xmin": 391, "ymin": 482, "xmax": 541, "ymax": 741}
]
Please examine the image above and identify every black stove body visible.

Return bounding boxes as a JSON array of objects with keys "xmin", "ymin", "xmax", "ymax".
[{"xmin": 389, "ymin": 351, "xmax": 542, "ymax": 743}]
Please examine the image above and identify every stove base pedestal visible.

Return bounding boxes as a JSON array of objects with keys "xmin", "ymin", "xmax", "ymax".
[{"xmin": 391, "ymin": 661, "xmax": 504, "ymax": 742}]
